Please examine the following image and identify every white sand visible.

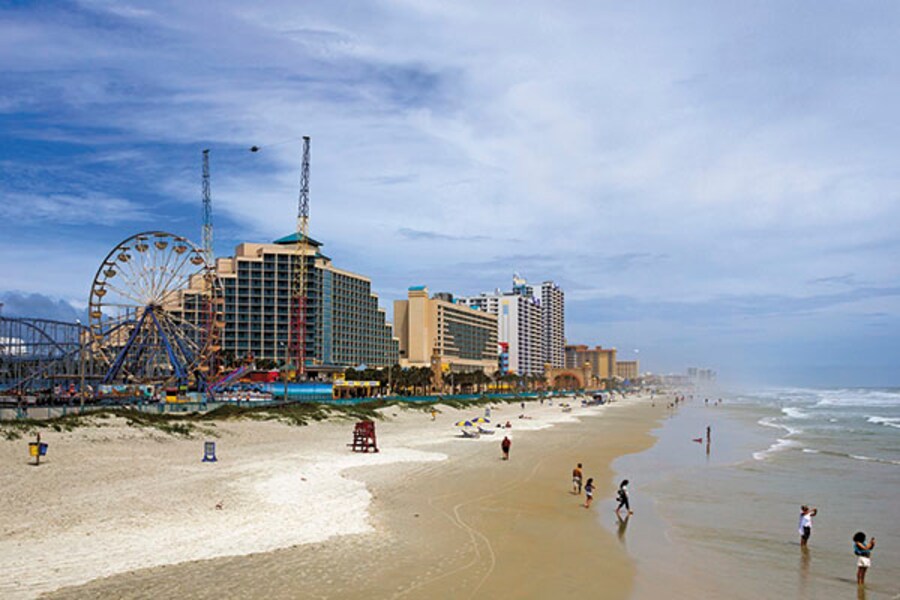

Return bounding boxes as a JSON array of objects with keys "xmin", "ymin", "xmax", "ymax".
[{"xmin": 0, "ymin": 396, "xmax": 630, "ymax": 598}]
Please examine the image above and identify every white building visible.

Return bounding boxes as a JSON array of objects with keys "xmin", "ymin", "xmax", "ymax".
[
  {"xmin": 459, "ymin": 276, "xmax": 551, "ymax": 376},
  {"xmin": 527, "ymin": 281, "xmax": 565, "ymax": 369}
]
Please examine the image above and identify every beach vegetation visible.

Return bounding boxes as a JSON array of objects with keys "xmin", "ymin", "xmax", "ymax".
[{"xmin": 0, "ymin": 392, "xmax": 548, "ymax": 439}]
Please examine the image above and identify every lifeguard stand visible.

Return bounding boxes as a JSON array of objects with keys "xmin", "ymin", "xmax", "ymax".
[{"xmin": 349, "ymin": 421, "xmax": 378, "ymax": 453}]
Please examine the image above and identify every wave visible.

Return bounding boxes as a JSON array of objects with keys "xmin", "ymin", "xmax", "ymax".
[
  {"xmin": 758, "ymin": 416, "xmax": 802, "ymax": 437},
  {"xmin": 867, "ymin": 416, "xmax": 900, "ymax": 429},
  {"xmin": 754, "ymin": 414, "xmax": 803, "ymax": 461},
  {"xmin": 781, "ymin": 407, "xmax": 810, "ymax": 420},
  {"xmin": 753, "ymin": 438, "xmax": 800, "ymax": 461},
  {"xmin": 814, "ymin": 388, "xmax": 900, "ymax": 408},
  {"xmin": 796, "ymin": 446, "xmax": 900, "ymax": 466}
]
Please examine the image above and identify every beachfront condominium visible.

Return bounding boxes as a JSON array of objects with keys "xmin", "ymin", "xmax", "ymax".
[
  {"xmin": 527, "ymin": 280, "xmax": 565, "ymax": 368},
  {"xmin": 393, "ymin": 287, "xmax": 499, "ymax": 373},
  {"xmin": 566, "ymin": 344, "xmax": 617, "ymax": 384},
  {"xmin": 180, "ymin": 233, "xmax": 398, "ymax": 369},
  {"xmin": 615, "ymin": 360, "xmax": 639, "ymax": 381},
  {"xmin": 458, "ymin": 277, "xmax": 544, "ymax": 376}
]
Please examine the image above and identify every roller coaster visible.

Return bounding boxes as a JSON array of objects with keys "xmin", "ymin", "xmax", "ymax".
[{"xmin": 1, "ymin": 231, "xmax": 223, "ymax": 405}]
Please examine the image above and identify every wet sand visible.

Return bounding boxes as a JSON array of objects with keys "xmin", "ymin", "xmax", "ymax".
[{"xmin": 26, "ymin": 398, "xmax": 664, "ymax": 599}]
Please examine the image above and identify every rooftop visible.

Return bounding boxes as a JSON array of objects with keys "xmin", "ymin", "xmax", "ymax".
[{"xmin": 273, "ymin": 232, "xmax": 322, "ymax": 247}]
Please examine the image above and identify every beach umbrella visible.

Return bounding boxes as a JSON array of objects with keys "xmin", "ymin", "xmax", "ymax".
[
  {"xmin": 472, "ymin": 416, "xmax": 490, "ymax": 424},
  {"xmin": 455, "ymin": 420, "xmax": 474, "ymax": 427}
]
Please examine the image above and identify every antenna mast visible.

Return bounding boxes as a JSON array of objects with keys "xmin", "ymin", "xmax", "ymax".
[
  {"xmin": 201, "ymin": 149, "xmax": 213, "ymax": 265},
  {"xmin": 290, "ymin": 136, "xmax": 311, "ymax": 376}
]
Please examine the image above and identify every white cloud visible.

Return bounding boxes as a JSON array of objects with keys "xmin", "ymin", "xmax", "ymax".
[{"xmin": 2, "ymin": 0, "xmax": 900, "ymax": 380}]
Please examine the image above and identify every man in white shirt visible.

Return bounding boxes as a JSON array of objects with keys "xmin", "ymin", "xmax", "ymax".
[{"xmin": 799, "ymin": 505, "xmax": 818, "ymax": 547}]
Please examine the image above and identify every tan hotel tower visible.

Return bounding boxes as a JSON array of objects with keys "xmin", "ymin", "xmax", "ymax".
[{"xmin": 394, "ymin": 286, "xmax": 498, "ymax": 373}]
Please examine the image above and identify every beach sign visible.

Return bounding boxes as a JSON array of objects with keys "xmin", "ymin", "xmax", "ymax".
[{"xmin": 202, "ymin": 441, "xmax": 218, "ymax": 462}]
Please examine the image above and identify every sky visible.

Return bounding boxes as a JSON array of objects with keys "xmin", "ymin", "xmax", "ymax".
[{"xmin": 1, "ymin": 1, "xmax": 899, "ymax": 386}]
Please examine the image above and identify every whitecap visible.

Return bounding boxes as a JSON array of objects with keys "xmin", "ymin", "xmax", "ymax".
[
  {"xmin": 781, "ymin": 407, "xmax": 810, "ymax": 420},
  {"xmin": 867, "ymin": 416, "xmax": 900, "ymax": 429}
]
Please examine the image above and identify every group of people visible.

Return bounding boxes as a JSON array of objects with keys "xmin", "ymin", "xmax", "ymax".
[
  {"xmin": 798, "ymin": 505, "xmax": 876, "ymax": 587},
  {"xmin": 571, "ymin": 463, "xmax": 633, "ymax": 515}
]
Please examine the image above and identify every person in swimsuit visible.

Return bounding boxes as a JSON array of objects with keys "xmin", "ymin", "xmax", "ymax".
[
  {"xmin": 501, "ymin": 436, "xmax": 511, "ymax": 460},
  {"xmin": 572, "ymin": 463, "xmax": 583, "ymax": 494},
  {"xmin": 616, "ymin": 479, "xmax": 633, "ymax": 516},
  {"xmin": 798, "ymin": 505, "xmax": 817, "ymax": 547},
  {"xmin": 583, "ymin": 478, "xmax": 595, "ymax": 508},
  {"xmin": 853, "ymin": 531, "xmax": 875, "ymax": 586}
]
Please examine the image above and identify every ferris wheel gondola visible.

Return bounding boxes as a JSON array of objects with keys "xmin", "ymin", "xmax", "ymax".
[{"xmin": 88, "ymin": 231, "xmax": 223, "ymax": 388}]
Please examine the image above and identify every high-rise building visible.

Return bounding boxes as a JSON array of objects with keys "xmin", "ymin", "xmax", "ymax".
[
  {"xmin": 530, "ymin": 281, "xmax": 564, "ymax": 368},
  {"xmin": 565, "ymin": 344, "xmax": 617, "ymax": 383},
  {"xmin": 459, "ymin": 279, "xmax": 543, "ymax": 376},
  {"xmin": 181, "ymin": 234, "xmax": 398, "ymax": 369},
  {"xmin": 393, "ymin": 287, "xmax": 498, "ymax": 373}
]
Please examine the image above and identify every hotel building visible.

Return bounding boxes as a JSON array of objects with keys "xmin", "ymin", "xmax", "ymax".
[
  {"xmin": 181, "ymin": 233, "xmax": 398, "ymax": 369},
  {"xmin": 459, "ymin": 280, "xmax": 543, "ymax": 376},
  {"xmin": 393, "ymin": 287, "xmax": 498, "ymax": 373},
  {"xmin": 528, "ymin": 281, "xmax": 565, "ymax": 368},
  {"xmin": 615, "ymin": 360, "xmax": 639, "ymax": 380},
  {"xmin": 565, "ymin": 344, "xmax": 617, "ymax": 383}
]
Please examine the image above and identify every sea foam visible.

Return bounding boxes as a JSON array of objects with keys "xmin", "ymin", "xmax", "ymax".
[{"xmin": 867, "ymin": 415, "xmax": 900, "ymax": 429}]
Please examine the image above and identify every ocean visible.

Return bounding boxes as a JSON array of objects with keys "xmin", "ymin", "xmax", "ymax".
[{"xmin": 612, "ymin": 387, "xmax": 900, "ymax": 600}]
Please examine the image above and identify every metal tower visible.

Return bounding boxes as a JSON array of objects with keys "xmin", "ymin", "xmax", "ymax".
[
  {"xmin": 201, "ymin": 149, "xmax": 213, "ymax": 265},
  {"xmin": 289, "ymin": 136, "xmax": 311, "ymax": 376}
]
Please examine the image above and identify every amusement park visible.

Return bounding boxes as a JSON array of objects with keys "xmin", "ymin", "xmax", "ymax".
[
  {"xmin": 0, "ymin": 230, "xmax": 236, "ymax": 410},
  {"xmin": 0, "ymin": 138, "xmax": 582, "ymax": 420},
  {"xmin": 0, "ymin": 137, "xmax": 340, "ymax": 415}
]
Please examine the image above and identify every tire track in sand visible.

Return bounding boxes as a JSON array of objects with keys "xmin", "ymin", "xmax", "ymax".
[{"xmin": 391, "ymin": 455, "xmax": 548, "ymax": 599}]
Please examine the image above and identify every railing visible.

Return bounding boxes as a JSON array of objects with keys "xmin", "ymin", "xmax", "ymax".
[{"xmin": 0, "ymin": 389, "xmax": 590, "ymax": 421}]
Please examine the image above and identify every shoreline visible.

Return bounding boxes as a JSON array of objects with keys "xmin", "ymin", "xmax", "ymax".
[
  {"xmin": 617, "ymin": 394, "xmax": 900, "ymax": 600},
  {"xmin": 1, "ymin": 393, "xmax": 665, "ymax": 599}
]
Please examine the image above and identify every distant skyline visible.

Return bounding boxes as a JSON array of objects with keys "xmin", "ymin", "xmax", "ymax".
[{"xmin": 2, "ymin": 1, "xmax": 899, "ymax": 386}]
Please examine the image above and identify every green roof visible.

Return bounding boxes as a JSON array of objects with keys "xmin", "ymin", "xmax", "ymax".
[{"xmin": 273, "ymin": 232, "xmax": 322, "ymax": 247}]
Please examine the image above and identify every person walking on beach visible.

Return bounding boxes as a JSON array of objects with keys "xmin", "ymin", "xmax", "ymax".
[
  {"xmin": 501, "ymin": 436, "xmax": 511, "ymax": 460},
  {"xmin": 572, "ymin": 463, "xmax": 583, "ymax": 494},
  {"xmin": 799, "ymin": 505, "xmax": 818, "ymax": 547},
  {"xmin": 583, "ymin": 478, "xmax": 595, "ymax": 508},
  {"xmin": 616, "ymin": 480, "xmax": 633, "ymax": 516},
  {"xmin": 853, "ymin": 531, "xmax": 875, "ymax": 586}
]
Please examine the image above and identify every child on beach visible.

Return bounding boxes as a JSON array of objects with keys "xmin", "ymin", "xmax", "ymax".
[
  {"xmin": 615, "ymin": 480, "xmax": 633, "ymax": 516},
  {"xmin": 798, "ymin": 505, "xmax": 817, "ymax": 547},
  {"xmin": 572, "ymin": 463, "xmax": 583, "ymax": 494},
  {"xmin": 501, "ymin": 436, "xmax": 511, "ymax": 460},
  {"xmin": 583, "ymin": 478, "xmax": 594, "ymax": 508},
  {"xmin": 853, "ymin": 532, "xmax": 875, "ymax": 586}
]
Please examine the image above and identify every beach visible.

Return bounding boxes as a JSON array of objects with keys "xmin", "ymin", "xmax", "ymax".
[
  {"xmin": 1, "ymin": 394, "xmax": 663, "ymax": 599},
  {"xmin": 4, "ymin": 389, "xmax": 897, "ymax": 599}
]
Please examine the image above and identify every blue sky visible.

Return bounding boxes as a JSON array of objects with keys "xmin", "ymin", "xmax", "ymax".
[{"xmin": 2, "ymin": 1, "xmax": 899, "ymax": 386}]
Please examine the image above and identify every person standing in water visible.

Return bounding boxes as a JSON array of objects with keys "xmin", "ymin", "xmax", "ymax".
[
  {"xmin": 853, "ymin": 532, "xmax": 875, "ymax": 586},
  {"xmin": 799, "ymin": 505, "xmax": 818, "ymax": 547},
  {"xmin": 583, "ymin": 478, "xmax": 595, "ymax": 508},
  {"xmin": 616, "ymin": 479, "xmax": 633, "ymax": 516},
  {"xmin": 501, "ymin": 436, "xmax": 511, "ymax": 460}
]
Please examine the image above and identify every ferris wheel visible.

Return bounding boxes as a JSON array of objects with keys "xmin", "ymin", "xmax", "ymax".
[{"xmin": 88, "ymin": 231, "xmax": 223, "ymax": 387}]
